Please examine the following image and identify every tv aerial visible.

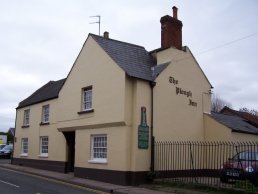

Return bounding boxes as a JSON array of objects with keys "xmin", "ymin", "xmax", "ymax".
[{"xmin": 90, "ymin": 15, "xmax": 101, "ymax": 35}]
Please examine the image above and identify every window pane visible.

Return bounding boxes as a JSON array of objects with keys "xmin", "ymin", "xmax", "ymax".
[
  {"xmin": 42, "ymin": 105, "xmax": 50, "ymax": 123},
  {"xmin": 21, "ymin": 138, "xmax": 28, "ymax": 154},
  {"xmin": 24, "ymin": 110, "xmax": 30, "ymax": 126},
  {"xmin": 91, "ymin": 135, "xmax": 107, "ymax": 160},
  {"xmin": 40, "ymin": 136, "xmax": 48, "ymax": 155},
  {"xmin": 83, "ymin": 88, "xmax": 92, "ymax": 110}
]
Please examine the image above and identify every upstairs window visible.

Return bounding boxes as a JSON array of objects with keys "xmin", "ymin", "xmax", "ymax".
[
  {"xmin": 23, "ymin": 109, "xmax": 30, "ymax": 126},
  {"xmin": 42, "ymin": 105, "xmax": 50, "ymax": 123},
  {"xmin": 83, "ymin": 86, "xmax": 93, "ymax": 111}
]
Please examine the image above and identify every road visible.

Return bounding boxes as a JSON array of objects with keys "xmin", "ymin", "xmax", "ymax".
[{"xmin": 0, "ymin": 165, "xmax": 106, "ymax": 194}]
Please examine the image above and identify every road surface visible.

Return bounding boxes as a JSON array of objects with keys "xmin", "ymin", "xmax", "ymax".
[{"xmin": 0, "ymin": 166, "xmax": 106, "ymax": 194}]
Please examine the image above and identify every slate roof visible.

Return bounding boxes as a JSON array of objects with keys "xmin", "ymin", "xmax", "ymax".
[
  {"xmin": 211, "ymin": 112, "xmax": 258, "ymax": 135},
  {"xmin": 17, "ymin": 78, "xmax": 66, "ymax": 109},
  {"xmin": 220, "ymin": 106, "xmax": 258, "ymax": 128},
  {"xmin": 152, "ymin": 62, "xmax": 170, "ymax": 78},
  {"xmin": 91, "ymin": 34, "xmax": 162, "ymax": 81}
]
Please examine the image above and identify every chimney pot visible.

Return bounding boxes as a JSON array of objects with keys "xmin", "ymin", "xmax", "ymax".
[
  {"xmin": 103, "ymin": 31, "xmax": 109, "ymax": 39},
  {"xmin": 172, "ymin": 6, "xmax": 178, "ymax": 19}
]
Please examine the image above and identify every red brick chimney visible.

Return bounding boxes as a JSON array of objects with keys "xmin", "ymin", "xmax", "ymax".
[{"xmin": 160, "ymin": 6, "xmax": 183, "ymax": 50}]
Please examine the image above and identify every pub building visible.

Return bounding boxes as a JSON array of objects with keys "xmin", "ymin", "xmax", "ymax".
[{"xmin": 13, "ymin": 6, "xmax": 258, "ymax": 185}]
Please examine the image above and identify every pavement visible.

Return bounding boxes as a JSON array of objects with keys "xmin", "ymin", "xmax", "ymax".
[{"xmin": 0, "ymin": 160, "xmax": 172, "ymax": 194}]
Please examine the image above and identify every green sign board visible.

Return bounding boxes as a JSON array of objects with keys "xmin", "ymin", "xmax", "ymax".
[{"xmin": 138, "ymin": 107, "xmax": 149, "ymax": 149}]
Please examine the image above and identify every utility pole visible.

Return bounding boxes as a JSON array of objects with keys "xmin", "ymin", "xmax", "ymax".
[{"xmin": 90, "ymin": 15, "xmax": 101, "ymax": 35}]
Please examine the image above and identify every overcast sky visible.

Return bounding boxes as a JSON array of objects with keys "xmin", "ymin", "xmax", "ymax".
[{"xmin": 1, "ymin": 0, "xmax": 258, "ymax": 132}]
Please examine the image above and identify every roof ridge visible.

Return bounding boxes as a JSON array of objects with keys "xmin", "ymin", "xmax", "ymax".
[{"xmin": 89, "ymin": 33, "xmax": 147, "ymax": 50}]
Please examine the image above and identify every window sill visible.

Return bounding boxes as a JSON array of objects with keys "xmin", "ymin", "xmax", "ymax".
[
  {"xmin": 21, "ymin": 125, "xmax": 30, "ymax": 128},
  {"xmin": 88, "ymin": 159, "xmax": 107, "ymax": 164},
  {"xmin": 78, "ymin": 109, "xmax": 94, "ymax": 115},
  {"xmin": 38, "ymin": 154, "xmax": 48, "ymax": 158},
  {"xmin": 20, "ymin": 153, "xmax": 28, "ymax": 157},
  {"xmin": 40, "ymin": 122, "xmax": 50, "ymax": 126}
]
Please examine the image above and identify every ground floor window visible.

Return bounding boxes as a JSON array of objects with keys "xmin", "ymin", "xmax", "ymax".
[
  {"xmin": 40, "ymin": 136, "xmax": 48, "ymax": 157},
  {"xmin": 21, "ymin": 138, "xmax": 28, "ymax": 156},
  {"xmin": 89, "ymin": 134, "xmax": 107, "ymax": 163}
]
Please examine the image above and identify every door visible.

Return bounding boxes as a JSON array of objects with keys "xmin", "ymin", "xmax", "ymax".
[{"xmin": 63, "ymin": 131, "xmax": 75, "ymax": 172}]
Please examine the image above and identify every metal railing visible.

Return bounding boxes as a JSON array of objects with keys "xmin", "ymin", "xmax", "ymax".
[{"xmin": 154, "ymin": 141, "xmax": 258, "ymax": 192}]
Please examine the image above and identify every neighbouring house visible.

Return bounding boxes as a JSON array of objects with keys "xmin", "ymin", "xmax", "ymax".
[
  {"xmin": 13, "ymin": 6, "xmax": 258, "ymax": 185},
  {"xmin": 220, "ymin": 106, "xmax": 258, "ymax": 128},
  {"xmin": 204, "ymin": 107, "xmax": 258, "ymax": 141}
]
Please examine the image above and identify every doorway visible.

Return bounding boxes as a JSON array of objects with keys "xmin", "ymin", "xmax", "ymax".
[{"xmin": 63, "ymin": 131, "xmax": 75, "ymax": 172}]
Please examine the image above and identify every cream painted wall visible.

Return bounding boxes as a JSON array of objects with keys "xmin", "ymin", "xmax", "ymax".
[
  {"xmin": 153, "ymin": 47, "xmax": 212, "ymax": 141},
  {"xmin": 124, "ymin": 75, "xmax": 133, "ymax": 126},
  {"xmin": 75, "ymin": 77, "xmax": 152, "ymax": 172},
  {"xmin": 130, "ymin": 79, "xmax": 152, "ymax": 171},
  {"xmin": 14, "ymin": 99, "xmax": 67, "ymax": 161},
  {"xmin": 204, "ymin": 113, "xmax": 231, "ymax": 141},
  {"xmin": 75, "ymin": 126, "xmax": 131, "ymax": 171},
  {"xmin": 232, "ymin": 132, "xmax": 258, "ymax": 141},
  {"xmin": 57, "ymin": 36, "xmax": 126, "ymax": 130}
]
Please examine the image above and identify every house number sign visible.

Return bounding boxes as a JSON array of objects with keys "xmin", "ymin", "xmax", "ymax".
[{"xmin": 138, "ymin": 107, "xmax": 149, "ymax": 149}]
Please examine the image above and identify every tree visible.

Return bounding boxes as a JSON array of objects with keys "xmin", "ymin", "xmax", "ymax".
[
  {"xmin": 239, "ymin": 107, "xmax": 258, "ymax": 116},
  {"xmin": 211, "ymin": 94, "xmax": 232, "ymax": 112}
]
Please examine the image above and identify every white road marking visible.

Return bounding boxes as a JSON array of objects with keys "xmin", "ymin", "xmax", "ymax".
[{"xmin": 0, "ymin": 179, "xmax": 20, "ymax": 188}]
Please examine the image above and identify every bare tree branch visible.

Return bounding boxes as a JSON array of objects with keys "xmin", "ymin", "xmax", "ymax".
[
  {"xmin": 211, "ymin": 94, "xmax": 232, "ymax": 112},
  {"xmin": 239, "ymin": 107, "xmax": 258, "ymax": 116}
]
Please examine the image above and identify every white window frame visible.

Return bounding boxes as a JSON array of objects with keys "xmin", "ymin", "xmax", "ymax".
[
  {"xmin": 23, "ymin": 109, "xmax": 30, "ymax": 126},
  {"xmin": 21, "ymin": 138, "xmax": 28, "ymax": 156},
  {"xmin": 88, "ymin": 134, "xmax": 107, "ymax": 164},
  {"xmin": 42, "ymin": 105, "xmax": 49, "ymax": 123},
  {"xmin": 83, "ymin": 87, "xmax": 93, "ymax": 111},
  {"xmin": 39, "ymin": 136, "xmax": 48, "ymax": 157}
]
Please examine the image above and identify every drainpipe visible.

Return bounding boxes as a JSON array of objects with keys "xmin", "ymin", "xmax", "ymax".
[{"xmin": 150, "ymin": 81, "xmax": 156, "ymax": 171}]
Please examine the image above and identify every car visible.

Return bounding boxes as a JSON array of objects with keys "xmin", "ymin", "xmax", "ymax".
[
  {"xmin": 220, "ymin": 151, "xmax": 258, "ymax": 186},
  {"xmin": 0, "ymin": 144, "xmax": 13, "ymax": 159},
  {"xmin": 0, "ymin": 144, "xmax": 6, "ymax": 150}
]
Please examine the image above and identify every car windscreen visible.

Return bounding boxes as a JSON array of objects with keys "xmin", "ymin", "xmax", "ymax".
[
  {"xmin": 232, "ymin": 151, "xmax": 258, "ymax": 161},
  {"xmin": 2, "ymin": 145, "xmax": 13, "ymax": 151}
]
